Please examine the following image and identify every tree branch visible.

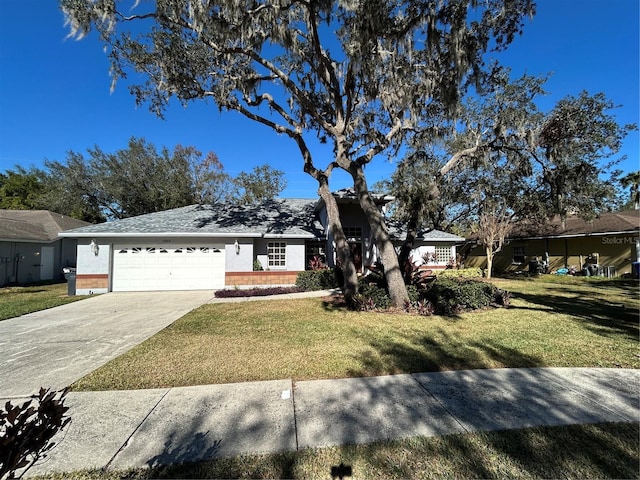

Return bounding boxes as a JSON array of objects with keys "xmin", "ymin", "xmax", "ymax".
[{"xmin": 354, "ymin": 118, "xmax": 405, "ymax": 166}]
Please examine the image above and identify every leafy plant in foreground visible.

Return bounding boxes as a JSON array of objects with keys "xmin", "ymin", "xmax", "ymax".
[{"xmin": 0, "ymin": 388, "xmax": 70, "ymax": 480}]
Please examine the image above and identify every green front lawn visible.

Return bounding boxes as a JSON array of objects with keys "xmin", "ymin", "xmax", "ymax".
[
  {"xmin": 0, "ymin": 283, "xmax": 87, "ymax": 321},
  {"xmin": 73, "ymin": 277, "xmax": 640, "ymax": 391}
]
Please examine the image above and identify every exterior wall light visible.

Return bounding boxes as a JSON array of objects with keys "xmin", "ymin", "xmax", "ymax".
[
  {"xmin": 234, "ymin": 240, "xmax": 240, "ymax": 255},
  {"xmin": 90, "ymin": 239, "xmax": 100, "ymax": 256}
]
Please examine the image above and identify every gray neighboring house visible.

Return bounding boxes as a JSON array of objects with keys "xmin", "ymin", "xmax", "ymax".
[
  {"xmin": 60, "ymin": 190, "xmax": 464, "ymax": 294},
  {"xmin": 0, "ymin": 210, "xmax": 90, "ymax": 286}
]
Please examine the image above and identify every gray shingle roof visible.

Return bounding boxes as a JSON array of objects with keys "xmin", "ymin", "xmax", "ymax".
[
  {"xmin": 0, "ymin": 210, "xmax": 90, "ymax": 242},
  {"xmin": 62, "ymin": 200, "xmax": 324, "ymax": 238},
  {"xmin": 386, "ymin": 219, "xmax": 465, "ymax": 242}
]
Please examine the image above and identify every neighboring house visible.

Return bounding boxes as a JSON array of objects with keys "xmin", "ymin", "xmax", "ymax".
[
  {"xmin": 0, "ymin": 210, "xmax": 90, "ymax": 286},
  {"xmin": 60, "ymin": 189, "xmax": 464, "ymax": 294},
  {"xmin": 463, "ymin": 210, "xmax": 640, "ymax": 277}
]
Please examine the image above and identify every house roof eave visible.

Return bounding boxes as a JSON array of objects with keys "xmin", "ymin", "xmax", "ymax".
[
  {"xmin": 59, "ymin": 232, "xmax": 263, "ymax": 239},
  {"xmin": 507, "ymin": 229, "xmax": 640, "ymax": 241}
]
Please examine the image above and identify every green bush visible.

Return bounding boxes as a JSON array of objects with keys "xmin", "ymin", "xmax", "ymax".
[
  {"xmin": 344, "ymin": 274, "xmax": 507, "ymax": 315},
  {"xmin": 354, "ymin": 283, "xmax": 392, "ymax": 310},
  {"xmin": 406, "ymin": 284, "xmax": 420, "ymax": 303},
  {"xmin": 423, "ymin": 277, "xmax": 497, "ymax": 315},
  {"xmin": 437, "ymin": 268, "xmax": 485, "ymax": 279},
  {"xmin": 295, "ymin": 269, "xmax": 340, "ymax": 291}
]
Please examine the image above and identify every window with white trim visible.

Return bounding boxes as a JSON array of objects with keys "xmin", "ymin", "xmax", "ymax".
[
  {"xmin": 268, "ymin": 242, "xmax": 287, "ymax": 268},
  {"xmin": 513, "ymin": 246, "xmax": 525, "ymax": 264},
  {"xmin": 435, "ymin": 246, "xmax": 452, "ymax": 264}
]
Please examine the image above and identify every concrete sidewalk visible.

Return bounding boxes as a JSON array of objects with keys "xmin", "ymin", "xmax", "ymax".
[{"xmin": 24, "ymin": 367, "xmax": 640, "ymax": 477}]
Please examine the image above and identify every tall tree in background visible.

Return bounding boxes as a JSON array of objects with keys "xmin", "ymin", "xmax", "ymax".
[
  {"xmin": 233, "ymin": 164, "xmax": 287, "ymax": 206},
  {"xmin": 384, "ymin": 71, "xmax": 635, "ymax": 277},
  {"xmin": 175, "ymin": 145, "xmax": 236, "ymax": 204},
  {"xmin": 534, "ymin": 91, "xmax": 634, "ymax": 225},
  {"xmin": 1, "ymin": 139, "xmax": 285, "ymax": 222},
  {"xmin": 619, "ymin": 171, "xmax": 640, "ymax": 210},
  {"xmin": 0, "ymin": 167, "xmax": 45, "ymax": 210},
  {"xmin": 38, "ymin": 137, "xmax": 284, "ymax": 221},
  {"xmin": 375, "ymin": 149, "xmax": 468, "ymax": 281},
  {"xmin": 44, "ymin": 138, "xmax": 199, "ymax": 219},
  {"xmin": 61, "ymin": 0, "xmax": 535, "ymax": 306}
]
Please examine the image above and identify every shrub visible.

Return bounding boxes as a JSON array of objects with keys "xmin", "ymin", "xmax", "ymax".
[
  {"xmin": 354, "ymin": 283, "xmax": 392, "ymax": 310},
  {"xmin": 412, "ymin": 298, "xmax": 435, "ymax": 316},
  {"xmin": 0, "ymin": 388, "xmax": 70, "ymax": 479},
  {"xmin": 493, "ymin": 288, "xmax": 512, "ymax": 307},
  {"xmin": 423, "ymin": 277, "xmax": 497, "ymax": 315},
  {"xmin": 437, "ymin": 267, "xmax": 485, "ymax": 279},
  {"xmin": 406, "ymin": 284, "xmax": 420, "ymax": 303},
  {"xmin": 252, "ymin": 260, "xmax": 264, "ymax": 271},
  {"xmin": 308, "ymin": 255, "xmax": 327, "ymax": 270},
  {"xmin": 295, "ymin": 269, "xmax": 340, "ymax": 291}
]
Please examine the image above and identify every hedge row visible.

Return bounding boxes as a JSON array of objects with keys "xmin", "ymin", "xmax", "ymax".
[
  {"xmin": 214, "ymin": 286, "xmax": 302, "ymax": 298},
  {"xmin": 295, "ymin": 269, "xmax": 341, "ymax": 291},
  {"xmin": 436, "ymin": 267, "xmax": 485, "ymax": 279}
]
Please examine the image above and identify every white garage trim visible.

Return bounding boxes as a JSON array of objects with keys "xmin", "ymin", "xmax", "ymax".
[{"xmin": 112, "ymin": 244, "xmax": 225, "ymax": 291}]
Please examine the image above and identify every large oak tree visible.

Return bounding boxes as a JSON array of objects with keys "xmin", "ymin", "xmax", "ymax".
[{"xmin": 61, "ymin": 0, "xmax": 535, "ymax": 305}]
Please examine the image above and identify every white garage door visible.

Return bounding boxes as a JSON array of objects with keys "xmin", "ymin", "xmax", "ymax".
[{"xmin": 112, "ymin": 245, "xmax": 225, "ymax": 291}]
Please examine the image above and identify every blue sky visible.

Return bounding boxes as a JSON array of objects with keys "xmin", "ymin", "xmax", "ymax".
[{"xmin": 0, "ymin": 0, "xmax": 638, "ymax": 199}]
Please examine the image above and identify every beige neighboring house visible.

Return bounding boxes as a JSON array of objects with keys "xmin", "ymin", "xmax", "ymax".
[
  {"xmin": 0, "ymin": 210, "xmax": 90, "ymax": 286},
  {"xmin": 464, "ymin": 210, "xmax": 640, "ymax": 277}
]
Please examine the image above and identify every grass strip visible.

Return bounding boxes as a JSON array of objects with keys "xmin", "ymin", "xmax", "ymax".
[
  {"xmin": 31, "ymin": 422, "xmax": 639, "ymax": 479},
  {"xmin": 0, "ymin": 283, "xmax": 87, "ymax": 321}
]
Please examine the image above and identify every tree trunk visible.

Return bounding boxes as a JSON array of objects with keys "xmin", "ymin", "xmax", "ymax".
[
  {"xmin": 350, "ymin": 164, "xmax": 409, "ymax": 307},
  {"xmin": 485, "ymin": 245, "xmax": 494, "ymax": 280},
  {"xmin": 317, "ymin": 180, "xmax": 359, "ymax": 302},
  {"xmin": 398, "ymin": 212, "xmax": 419, "ymax": 284}
]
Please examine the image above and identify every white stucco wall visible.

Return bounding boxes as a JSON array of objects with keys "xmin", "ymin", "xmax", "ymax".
[
  {"xmin": 255, "ymin": 238, "xmax": 306, "ymax": 271},
  {"xmin": 225, "ymin": 239, "xmax": 254, "ymax": 272},
  {"xmin": 286, "ymin": 240, "xmax": 306, "ymax": 271},
  {"xmin": 76, "ymin": 239, "xmax": 111, "ymax": 294}
]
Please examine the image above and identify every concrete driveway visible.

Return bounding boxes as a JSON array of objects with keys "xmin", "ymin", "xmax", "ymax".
[{"xmin": 0, "ymin": 291, "xmax": 214, "ymax": 399}]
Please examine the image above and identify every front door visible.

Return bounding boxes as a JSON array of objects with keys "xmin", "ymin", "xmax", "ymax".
[{"xmin": 40, "ymin": 246, "xmax": 54, "ymax": 281}]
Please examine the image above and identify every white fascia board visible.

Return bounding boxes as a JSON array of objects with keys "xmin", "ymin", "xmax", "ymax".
[
  {"xmin": 262, "ymin": 233, "xmax": 316, "ymax": 239},
  {"xmin": 416, "ymin": 238, "xmax": 465, "ymax": 243},
  {"xmin": 59, "ymin": 232, "xmax": 261, "ymax": 238}
]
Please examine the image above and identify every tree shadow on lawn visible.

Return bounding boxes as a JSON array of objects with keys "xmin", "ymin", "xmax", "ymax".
[
  {"xmin": 348, "ymin": 328, "xmax": 542, "ymax": 377},
  {"xmin": 509, "ymin": 287, "xmax": 639, "ymax": 340},
  {"xmin": 351, "ymin": 422, "xmax": 639, "ymax": 479}
]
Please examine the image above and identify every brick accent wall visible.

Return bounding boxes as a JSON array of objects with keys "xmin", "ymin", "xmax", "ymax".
[
  {"xmin": 225, "ymin": 271, "xmax": 301, "ymax": 286},
  {"xmin": 76, "ymin": 274, "xmax": 109, "ymax": 290}
]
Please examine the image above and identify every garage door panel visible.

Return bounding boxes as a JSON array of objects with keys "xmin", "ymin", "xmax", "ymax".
[{"xmin": 112, "ymin": 244, "xmax": 225, "ymax": 291}]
